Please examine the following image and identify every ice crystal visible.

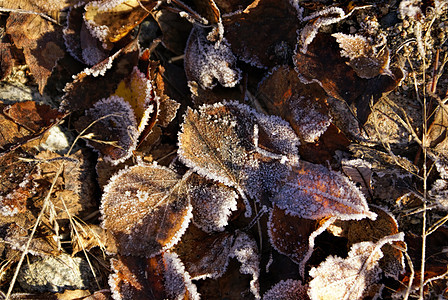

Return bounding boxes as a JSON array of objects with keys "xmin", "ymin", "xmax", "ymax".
[
  {"xmin": 100, "ymin": 162, "xmax": 192, "ymax": 257},
  {"xmin": 271, "ymin": 161, "xmax": 377, "ymax": 221},
  {"xmin": 308, "ymin": 233, "xmax": 404, "ymax": 300},
  {"xmin": 185, "ymin": 26, "xmax": 241, "ymax": 89}
]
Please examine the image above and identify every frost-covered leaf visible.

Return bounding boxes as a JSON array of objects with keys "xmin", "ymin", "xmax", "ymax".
[
  {"xmin": 342, "ymin": 206, "xmax": 406, "ymax": 279},
  {"xmin": 230, "ymin": 231, "xmax": 260, "ymax": 299},
  {"xmin": 64, "ymin": 3, "xmax": 109, "ymax": 65},
  {"xmin": 271, "ymin": 161, "xmax": 377, "ymax": 221},
  {"xmin": 257, "ymin": 65, "xmax": 331, "ymax": 143},
  {"xmin": 100, "ymin": 162, "xmax": 192, "ymax": 257},
  {"xmin": 263, "ymin": 279, "xmax": 309, "ymax": 300},
  {"xmin": 222, "ymin": 0, "xmax": 299, "ymax": 67},
  {"xmin": 75, "ymin": 95, "xmax": 140, "ymax": 164},
  {"xmin": 187, "ymin": 173, "xmax": 238, "ymax": 232},
  {"xmin": 308, "ymin": 233, "xmax": 404, "ymax": 300},
  {"xmin": 84, "ymin": 0, "xmax": 157, "ymax": 44},
  {"xmin": 6, "ymin": 13, "xmax": 65, "ymax": 93},
  {"xmin": 332, "ymin": 33, "xmax": 391, "ymax": 79},
  {"xmin": 175, "ymin": 225, "xmax": 234, "ymax": 280},
  {"xmin": 298, "ymin": 6, "xmax": 367, "ymax": 54},
  {"xmin": 267, "ymin": 205, "xmax": 317, "ymax": 264},
  {"xmin": 178, "ymin": 101, "xmax": 300, "ymax": 216},
  {"xmin": 109, "ymin": 252, "xmax": 199, "ymax": 300},
  {"xmin": 185, "ymin": 26, "xmax": 241, "ymax": 89}
]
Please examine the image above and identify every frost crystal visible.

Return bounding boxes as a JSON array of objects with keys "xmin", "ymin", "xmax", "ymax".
[
  {"xmin": 332, "ymin": 33, "xmax": 391, "ymax": 79},
  {"xmin": 271, "ymin": 161, "xmax": 377, "ymax": 221},
  {"xmin": 185, "ymin": 26, "xmax": 241, "ymax": 89},
  {"xmin": 308, "ymin": 233, "xmax": 404, "ymax": 300}
]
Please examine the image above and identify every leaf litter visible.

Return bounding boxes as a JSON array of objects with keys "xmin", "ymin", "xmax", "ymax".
[{"xmin": 1, "ymin": 0, "xmax": 448, "ymax": 299}]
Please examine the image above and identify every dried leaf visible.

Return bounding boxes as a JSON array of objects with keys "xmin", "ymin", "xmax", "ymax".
[
  {"xmin": 341, "ymin": 206, "xmax": 406, "ymax": 279},
  {"xmin": 0, "ymin": 42, "xmax": 14, "ymax": 80},
  {"xmin": 75, "ymin": 95, "xmax": 140, "ymax": 164},
  {"xmin": 61, "ymin": 41, "xmax": 139, "ymax": 112},
  {"xmin": 63, "ymin": 4, "xmax": 109, "ymax": 65},
  {"xmin": 178, "ymin": 101, "xmax": 300, "ymax": 216},
  {"xmin": 308, "ymin": 233, "xmax": 404, "ymax": 300},
  {"xmin": 101, "ymin": 162, "xmax": 192, "ymax": 257},
  {"xmin": 83, "ymin": 0, "xmax": 157, "ymax": 44},
  {"xmin": 184, "ymin": 26, "xmax": 241, "ymax": 89},
  {"xmin": 257, "ymin": 65, "xmax": 331, "ymax": 143},
  {"xmin": 223, "ymin": 0, "xmax": 299, "ymax": 67},
  {"xmin": 4, "ymin": 101, "xmax": 65, "ymax": 133},
  {"xmin": 113, "ymin": 66, "xmax": 155, "ymax": 133},
  {"xmin": 151, "ymin": 9, "xmax": 192, "ymax": 55},
  {"xmin": 294, "ymin": 33, "xmax": 403, "ymax": 124},
  {"xmin": 263, "ymin": 279, "xmax": 309, "ymax": 300},
  {"xmin": 4, "ymin": 223, "xmax": 60, "ymax": 256},
  {"xmin": 271, "ymin": 161, "xmax": 377, "ymax": 221},
  {"xmin": 109, "ymin": 252, "xmax": 199, "ymax": 300},
  {"xmin": 267, "ymin": 205, "xmax": 318, "ymax": 264},
  {"xmin": 341, "ymin": 158, "xmax": 373, "ymax": 198},
  {"xmin": 174, "ymin": 225, "xmax": 234, "ymax": 280},
  {"xmin": 187, "ymin": 173, "xmax": 238, "ymax": 233},
  {"xmin": 332, "ymin": 33, "xmax": 391, "ymax": 79},
  {"xmin": 6, "ymin": 14, "xmax": 65, "ymax": 93},
  {"xmin": 35, "ymin": 149, "xmax": 97, "ymax": 219}
]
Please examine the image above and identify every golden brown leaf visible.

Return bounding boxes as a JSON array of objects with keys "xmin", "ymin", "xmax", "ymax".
[
  {"xmin": 6, "ymin": 14, "xmax": 65, "ymax": 93},
  {"xmin": 101, "ymin": 162, "xmax": 192, "ymax": 257}
]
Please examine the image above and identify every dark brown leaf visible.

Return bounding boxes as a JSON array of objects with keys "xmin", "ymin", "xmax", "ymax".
[{"xmin": 223, "ymin": 0, "xmax": 299, "ymax": 67}]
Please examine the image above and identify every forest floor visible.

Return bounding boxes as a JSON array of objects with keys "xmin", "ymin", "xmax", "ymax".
[{"xmin": 0, "ymin": 0, "xmax": 448, "ymax": 299}]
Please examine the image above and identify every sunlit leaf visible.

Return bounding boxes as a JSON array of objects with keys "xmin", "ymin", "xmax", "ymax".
[
  {"xmin": 271, "ymin": 161, "xmax": 377, "ymax": 221},
  {"xmin": 178, "ymin": 101, "xmax": 300, "ymax": 216},
  {"xmin": 84, "ymin": 0, "xmax": 158, "ymax": 44},
  {"xmin": 101, "ymin": 162, "xmax": 192, "ymax": 257},
  {"xmin": 308, "ymin": 233, "xmax": 404, "ymax": 300}
]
